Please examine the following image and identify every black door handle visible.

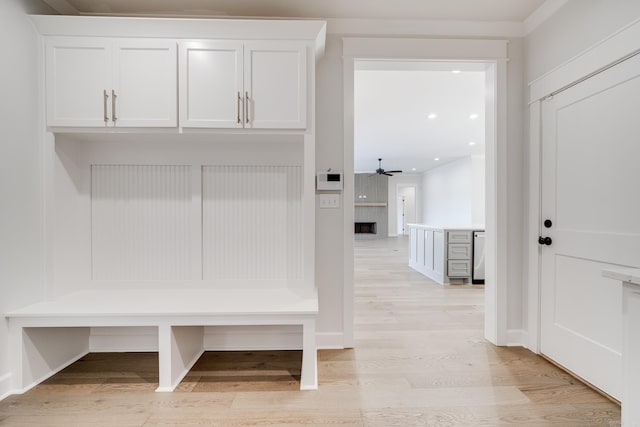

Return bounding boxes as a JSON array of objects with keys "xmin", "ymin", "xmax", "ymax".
[
  {"xmin": 544, "ymin": 219, "xmax": 552, "ymax": 228},
  {"xmin": 538, "ymin": 236, "xmax": 552, "ymax": 246}
]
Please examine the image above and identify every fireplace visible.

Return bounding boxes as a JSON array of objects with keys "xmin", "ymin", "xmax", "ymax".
[{"xmin": 355, "ymin": 222, "xmax": 377, "ymax": 234}]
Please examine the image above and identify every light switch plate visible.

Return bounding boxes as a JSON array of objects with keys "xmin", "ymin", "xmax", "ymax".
[{"xmin": 319, "ymin": 194, "xmax": 340, "ymax": 209}]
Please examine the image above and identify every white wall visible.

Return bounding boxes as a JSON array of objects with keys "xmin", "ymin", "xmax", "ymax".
[
  {"xmin": 421, "ymin": 156, "xmax": 485, "ymax": 227},
  {"xmin": 522, "ymin": 1, "xmax": 640, "ymax": 340},
  {"xmin": 388, "ymin": 174, "xmax": 422, "ymax": 236},
  {"xmin": 0, "ymin": 0, "xmax": 55, "ymax": 399},
  {"xmin": 471, "ymin": 155, "xmax": 486, "ymax": 225},
  {"xmin": 526, "ymin": 1, "xmax": 640, "ymax": 83},
  {"xmin": 315, "ymin": 34, "xmax": 346, "ymax": 344}
]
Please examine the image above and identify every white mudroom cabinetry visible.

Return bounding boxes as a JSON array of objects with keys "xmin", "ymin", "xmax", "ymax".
[
  {"xmin": 3, "ymin": 15, "xmax": 327, "ymax": 397},
  {"xmin": 46, "ymin": 38, "xmax": 177, "ymax": 127},
  {"xmin": 180, "ymin": 40, "xmax": 307, "ymax": 129}
]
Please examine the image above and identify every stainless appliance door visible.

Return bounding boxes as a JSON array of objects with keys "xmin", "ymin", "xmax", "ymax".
[{"xmin": 473, "ymin": 231, "xmax": 485, "ymax": 283}]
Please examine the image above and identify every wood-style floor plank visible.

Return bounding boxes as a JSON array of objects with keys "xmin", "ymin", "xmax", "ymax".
[{"xmin": 0, "ymin": 236, "xmax": 621, "ymax": 426}]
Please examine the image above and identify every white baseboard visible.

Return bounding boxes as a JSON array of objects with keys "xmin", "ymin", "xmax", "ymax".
[
  {"xmin": 506, "ymin": 329, "xmax": 528, "ymax": 347},
  {"xmin": 0, "ymin": 372, "xmax": 12, "ymax": 402},
  {"xmin": 316, "ymin": 332, "xmax": 345, "ymax": 349}
]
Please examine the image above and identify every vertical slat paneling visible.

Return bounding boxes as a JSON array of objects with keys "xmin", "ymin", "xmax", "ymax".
[
  {"xmin": 91, "ymin": 165, "xmax": 191, "ymax": 280},
  {"xmin": 202, "ymin": 166, "xmax": 302, "ymax": 284}
]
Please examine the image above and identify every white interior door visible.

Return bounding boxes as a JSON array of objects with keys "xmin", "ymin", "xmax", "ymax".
[
  {"xmin": 397, "ymin": 186, "xmax": 416, "ymax": 235},
  {"xmin": 397, "ymin": 196, "xmax": 405, "ymax": 235},
  {"xmin": 540, "ymin": 53, "xmax": 640, "ymax": 400}
]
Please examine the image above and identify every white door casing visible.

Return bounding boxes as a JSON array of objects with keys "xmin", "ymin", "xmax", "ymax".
[{"xmin": 539, "ymin": 52, "xmax": 640, "ymax": 399}]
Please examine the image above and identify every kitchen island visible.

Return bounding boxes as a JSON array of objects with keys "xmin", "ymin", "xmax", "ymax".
[{"xmin": 408, "ymin": 224, "xmax": 484, "ymax": 285}]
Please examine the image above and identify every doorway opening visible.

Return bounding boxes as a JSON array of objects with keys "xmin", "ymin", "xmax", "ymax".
[{"xmin": 343, "ymin": 37, "xmax": 508, "ymax": 349}]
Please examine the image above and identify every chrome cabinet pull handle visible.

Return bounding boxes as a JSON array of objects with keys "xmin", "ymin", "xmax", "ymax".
[
  {"xmin": 111, "ymin": 89, "xmax": 117, "ymax": 123},
  {"xmin": 103, "ymin": 90, "xmax": 109, "ymax": 122},
  {"xmin": 245, "ymin": 91, "xmax": 250, "ymax": 124},
  {"xmin": 237, "ymin": 92, "xmax": 241, "ymax": 124}
]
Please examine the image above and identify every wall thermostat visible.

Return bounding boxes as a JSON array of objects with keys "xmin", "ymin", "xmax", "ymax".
[{"xmin": 316, "ymin": 171, "xmax": 343, "ymax": 190}]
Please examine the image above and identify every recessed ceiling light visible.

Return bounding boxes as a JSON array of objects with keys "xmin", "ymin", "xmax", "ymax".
[
  {"xmin": 452, "ymin": 70, "xmax": 461, "ymax": 74},
  {"xmin": 434, "ymin": 157, "xmax": 440, "ymax": 161},
  {"xmin": 469, "ymin": 141, "xmax": 476, "ymax": 146},
  {"xmin": 411, "ymin": 168, "xmax": 416, "ymax": 171},
  {"xmin": 427, "ymin": 113, "xmax": 437, "ymax": 119},
  {"xmin": 469, "ymin": 113, "xmax": 479, "ymax": 120}
]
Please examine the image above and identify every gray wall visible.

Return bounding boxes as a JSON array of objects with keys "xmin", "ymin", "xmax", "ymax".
[{"xmin": 354, "ymin": 173, "xmax": 388, "ymax": 239}]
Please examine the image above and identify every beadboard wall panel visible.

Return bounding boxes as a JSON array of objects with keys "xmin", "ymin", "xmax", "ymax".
[
  {"xmin": 91, "ymin": 165, "xmax": 192, "ymax": 281},
  {"xmin": 202, "ymin": 166, "xmax": 302, "ymax": 285}
]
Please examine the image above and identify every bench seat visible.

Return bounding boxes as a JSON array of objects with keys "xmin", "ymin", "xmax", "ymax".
[{"xmin": 6, "ymin": 289, "xmax": 318, "ymax": 394}]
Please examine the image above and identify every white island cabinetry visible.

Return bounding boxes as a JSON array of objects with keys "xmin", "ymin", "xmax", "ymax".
[{"xmin": 408, "ymin": 224, "xmax": 481, "ymax": 285}]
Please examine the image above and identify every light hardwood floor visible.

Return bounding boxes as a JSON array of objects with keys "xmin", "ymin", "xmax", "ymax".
[{"xmin": 0, "ymin": 237, "xmax": 621, "ymax": 426}]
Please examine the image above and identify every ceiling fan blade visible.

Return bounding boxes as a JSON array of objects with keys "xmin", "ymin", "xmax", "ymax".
[
  {"xmin": 383, "ymin": 172, "xmax": 393, "ymax": 176},
  {"xmin": 386, "ymin": 170, "xmax": 403, "ymax": 173}
]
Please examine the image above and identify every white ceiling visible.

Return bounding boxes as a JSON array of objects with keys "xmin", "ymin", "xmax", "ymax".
[
  {"xmin": 355, "ymin": 61, "xmax": 485, "ymax": 174},
  {"xmin": 47, "ymin": 0, "xmax": 547, "ymax": 21}
]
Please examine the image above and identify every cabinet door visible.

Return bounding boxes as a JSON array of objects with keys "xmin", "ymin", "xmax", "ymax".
[
  {"xmin": 448, "ymin": 260, "xmax": 471, "ymax": 277},
  {"xmin": 244, "ymin": 41, "xmax": 307, "ymax": 129},
  {"xmin": 416, "ymin": 229, "xmax": 425, "ymax": 267},
  {"xmin": 46, "ymin": 37, "xmax": 111, "ymax": 127},
  {"xmin": 448, "ymin": 243, "xmax": 471, "ymax": 260},
  {"xmin": 112, "ymin": 40, "xmax": 177, "ymax": 127},
  {"xmin": 424, "ymin": 230, "xmax": 434, "ymax": 270},
  {"xmin": 179, "ymin": 41, "xmax": 243, "ymax": 128},
  {"xmin": 433, "ymin": 231, "xmax": 444, "ymax": 275}
]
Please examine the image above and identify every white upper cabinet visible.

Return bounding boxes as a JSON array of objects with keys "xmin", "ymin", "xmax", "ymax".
[
  {"xmin": 180, "ymin": 40, "xmax": 307, "ymax": 130},
  {"xmin": 46, "ymin": 38, "xmax": 111, "ymax": 127},
  {"xmin": 46, "ymin": 37, "xmax": 177, "ymax": 128},
  {"xmin": 244, "ymin": 41, "xmax": 307, "ymax": 129},
  {"xmin": 179, "ymin": 41, "xmax": 244, "ymax": 128},
  {"xmin": 111, "ymin": 40, "xmax": 177, "ymax": 127}
]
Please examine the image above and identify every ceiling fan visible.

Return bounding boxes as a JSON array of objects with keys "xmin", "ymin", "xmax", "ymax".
[{"xmin": 375, "ymin": 158, "xmax": 402, "ymax": 176}]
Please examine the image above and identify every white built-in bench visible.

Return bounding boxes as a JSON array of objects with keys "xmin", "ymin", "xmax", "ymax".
[{"xmin": 5, "ymin": 289, "xmax": 318, "ymax": 394}]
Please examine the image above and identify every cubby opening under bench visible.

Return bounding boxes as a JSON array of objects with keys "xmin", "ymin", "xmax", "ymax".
[{"xmin": 6, "ymin": 288, "xmax": 318, "ymax": 392}]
